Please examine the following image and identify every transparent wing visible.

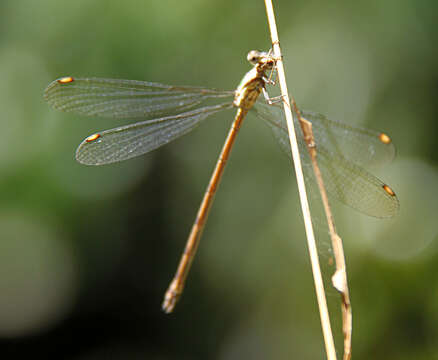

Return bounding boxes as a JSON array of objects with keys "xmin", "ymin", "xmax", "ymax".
[
  {"xmin": 253, "ymin": 103, "xmax": 399, "ymax": 218},
  {"xmin": 304, "ymin": 110, "xmax": 395, "ymax": 168},
  {"xmin": 76, "ymin": 103, "xmax": 233, "ymax": 165},
  {"xmin": 44, "ymin": 77, "xmax": 234, "ymax": 120},
  {"xmin": 255, "ymin": 103, "xmax": 395, "ymax": 168}
]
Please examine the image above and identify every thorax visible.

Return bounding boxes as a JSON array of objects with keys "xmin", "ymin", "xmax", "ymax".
[{"xmin": 233, "ymin": 67, "xmax": 266, "ymax": 110}]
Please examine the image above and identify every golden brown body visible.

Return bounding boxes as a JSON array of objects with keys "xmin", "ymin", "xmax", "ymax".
[{"xmin": 162, "ymin": 51, "xmax": 274, "ymax": 313}]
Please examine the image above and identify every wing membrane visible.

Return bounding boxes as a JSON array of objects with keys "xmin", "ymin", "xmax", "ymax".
[
  {"xmin": 44, "ymin": 77, "xmax": 233, "ymax": 120},
  {"xmin": 305, "ymin": 110, "xmax": 395, "ymax": 168},
  {"xmin": 254, "ymin": 103, "xmax": 399, "ymax": 218},
  {"xmin": 76, "ymin": 103, "xmax": 233, "ymax": 165},
  {"xmin": 255, "ymin": 103, "xmax": 395, "ymax": 168}
]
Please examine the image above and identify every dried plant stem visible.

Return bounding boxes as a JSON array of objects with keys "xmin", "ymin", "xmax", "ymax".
[
  {"xmin": 294, "ymin": 103, "xmax": 352, "ymax": 360},
  {"xmin": 263, "ymin": 1, "xmax": 337, "ymax": 360}
]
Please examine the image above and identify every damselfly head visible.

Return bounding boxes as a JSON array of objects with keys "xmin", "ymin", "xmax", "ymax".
[
  {"xmin": 247, "ymin": 50, "xmax": 263, "ymax": 64},
  {"xmin": 247, "ymin": 50, "xmax": 270, "ymax": 64},
  {"xmin": 247, "ymin": 50, "xmax": 275, "ymax": 71}
]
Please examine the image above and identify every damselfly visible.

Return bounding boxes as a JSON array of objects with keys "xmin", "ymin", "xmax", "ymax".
[{"xmin": 44, "ymin": 50, "xmax": 398, "ymax": 313}]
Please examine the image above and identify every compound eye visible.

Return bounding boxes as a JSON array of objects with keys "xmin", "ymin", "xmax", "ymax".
[{"xmin": 247, "ymin": 50, "xmax": 261, "ymax": 64}]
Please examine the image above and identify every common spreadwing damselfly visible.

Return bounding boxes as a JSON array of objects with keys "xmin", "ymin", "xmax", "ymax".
[{"xmin": 44, "ymin": 50, "xmax": 399, "ymax": 313}]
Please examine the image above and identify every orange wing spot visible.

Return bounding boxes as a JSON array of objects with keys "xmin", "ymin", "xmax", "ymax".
[
  {"xmin": 379, "ymin": 132, "xmax": 392, "ymax": 144},
  {"xmin": 382, "ymin": 184, "xmax": 396, "ymax": 196},
  {"xmin": 85, "ymin": 133, "xmax": 101, "ymax": 143},
  {"xmin": 57, "ymin": 76, "xmax": 74, "ymax": 84}
]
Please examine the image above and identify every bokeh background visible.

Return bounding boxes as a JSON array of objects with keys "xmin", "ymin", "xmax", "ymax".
[{"xmin": 1, "ymin": 0, "xmax": 438, "ymax": 358}]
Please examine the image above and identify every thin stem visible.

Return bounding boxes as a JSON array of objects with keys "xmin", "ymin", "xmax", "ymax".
[
  {"xmin": 263, "ymin": 1, "xmax": 338, "ymax": 360},
  {"xmin": 296, "ymin": 105, "xmax": 352, "ymax": 360}
]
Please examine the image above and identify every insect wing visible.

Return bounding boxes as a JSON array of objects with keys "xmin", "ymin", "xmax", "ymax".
[
  {"xmin": 254, "ymin": 103, "xmax": 399, "ymax": 218},
  {"xmin": 44, "ymin": 77, "xmax": 233, "ymax": 120},
  {"xmin": 76, "ymin": 103, "xmax": 233, "ymax": 165}
]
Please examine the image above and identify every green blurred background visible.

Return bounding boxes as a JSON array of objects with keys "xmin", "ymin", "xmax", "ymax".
[{"xmin": 1, "ymin": 0, "xmax": 438, "ymax": 358}]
